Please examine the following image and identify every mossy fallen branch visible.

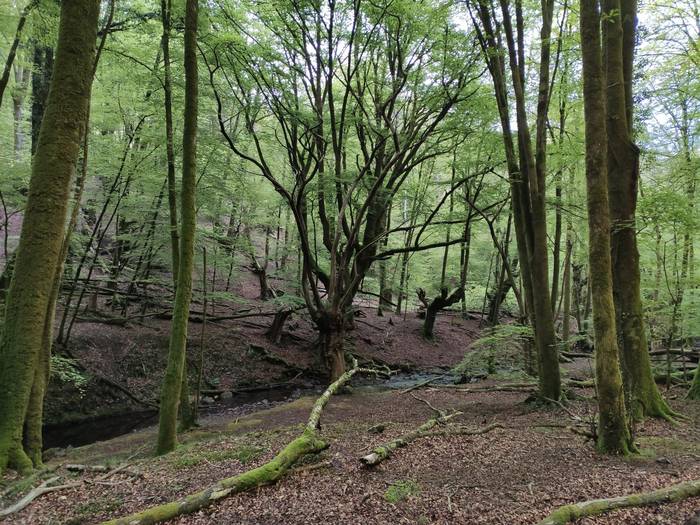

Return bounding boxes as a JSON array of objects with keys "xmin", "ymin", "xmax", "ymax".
[
  {"xmin": 360, "ymin": 395, "xmax": 503, "ymax": 467},
  {"xmin": 536, "ymin": 478, "xmax": 700, "ymax": 525},
  {"xmin": 101, "ymin": 361, "xmax": 372, "ymax": 525}
]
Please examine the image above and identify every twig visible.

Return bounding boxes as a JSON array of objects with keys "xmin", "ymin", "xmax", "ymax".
[{"xmin": 410, "ymin": 392, "xmax": 444, "ymax": 416}]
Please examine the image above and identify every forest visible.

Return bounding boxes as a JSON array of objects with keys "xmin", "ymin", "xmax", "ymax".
[{"xmin": 0, "ymin": 0, "xmax": 698, "ymax": 522}]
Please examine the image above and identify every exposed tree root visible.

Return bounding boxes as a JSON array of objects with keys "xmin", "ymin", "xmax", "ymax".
[
  {"xmin": 536, "ymin": 478, "xmax": 700, "ymax": 524},
  {"xmin": 101, "ymin": 361, "xmax": 373, "ymax": 525}
]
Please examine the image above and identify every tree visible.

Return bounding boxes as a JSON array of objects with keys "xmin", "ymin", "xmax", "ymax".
[
  {"xmin": 0, "ymin": 0, "xmax": 101, "ymax": 473},
  {"xmin": 204, "ymin": 0, "xmax": 477, "ymax": 381},
  {"xmin": 156, "ymin": 0, "xmax": 198, "ymax": 455},
  {"xmin": 468, "ymin": 0, "xmax": 562, "ymax": 400},
  {"xmin": 603, "ymin": 0, "xmax": 676, "ymax": 421},
  {"xmin": 417, "ymin": 286, "xmax": 464, "ymax": 339},
  {"xmin": 579, "ymin": 0, "xmax": 633, "ymax": 454}
]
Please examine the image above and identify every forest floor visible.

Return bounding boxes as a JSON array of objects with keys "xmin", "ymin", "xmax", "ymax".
[
  {"xmin": 42, "ymin": 266, "xmax": 483, "ymax": 434},
  {"xmin": 2, "ymin": 376, "xmax": 700, "ymax": 524},
  {"xmin": 4, "ymin": 269, "xmax": 700, "ymax": 524}
]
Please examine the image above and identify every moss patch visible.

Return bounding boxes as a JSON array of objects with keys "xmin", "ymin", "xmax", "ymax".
[
  {"xmin": 638, "ymin": 435, "xmax": 700, "ymax": 455},
  {"xmin": 384, "ymin": 480, "xmax": 420, "ymax": 504},
  {"xmin": 170, "ymin": 444, "xmax": 266, "ymax": 469}
]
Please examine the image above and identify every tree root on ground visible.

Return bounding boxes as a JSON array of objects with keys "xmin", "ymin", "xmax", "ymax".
[
  {"xmin": 101, "ymin": 361, "xmax": 374, "ymax": 525},
  {"xmin": 536, "ymin": 478, "xmax": 700, "ymax": 525},
  {"xmin": 360, "ymin": 393, "xmax": 503, "ymax": 466}
]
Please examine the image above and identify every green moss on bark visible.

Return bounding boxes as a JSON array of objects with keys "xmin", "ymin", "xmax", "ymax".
[
  {"xmin": 156, "ymin": 0, "xmax": 199, "ymax": 455},
  {"xmin": 0, "ymin": 0, "xmax": 100, "ymax": 474}
]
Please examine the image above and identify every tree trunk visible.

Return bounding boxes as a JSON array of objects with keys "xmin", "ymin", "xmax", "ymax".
[
  {"xmin": 319, "ymin": 316, "xmax": 346, "ymax": 383},
  {"xmin": 161, "ymin": 0, "xmax": 180, "ymax": 282},
  {"xmin": 0, "ymin": 0, "xmax": 99, "ymax": 474},
  {"xmin": 604, "ymin": 0, "xmax": 674, "ymax": 421},
  {"xmin": 551, "ymin": 169, "xmax": 563, "ymax": 312},
  {"xmin": 267, "ymin": 309, "xmax": 293, "ymax": 345},
  {"xmin": 377, "ymin": 206, "xmax": 392, "ymax": 316},
  {"xmin": 12, "ymin": 66, "xmax": 30, "ymax": 158},
  {"xmin": 580, "ymin": 0, "xmax": 633, "ymax": 454},
  {"xmin": 561, "ymin": 235, "xmax": 573, "ymax": 349},
  {"xmin": 157, "ymin": 0, "xmax": 198, "ymax": 455},
  {"xmin": 417, "ymin": 287, "xmax": 464, "ymax": 339}
]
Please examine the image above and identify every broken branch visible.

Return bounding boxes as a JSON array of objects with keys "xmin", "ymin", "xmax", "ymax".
[
  {"xmin": 536, "ymin": 478, "xmax": 700, "ymax": 525},
  {"xmin": 101, "ymin": 360, "xmax": 372, "ymax": 525}
]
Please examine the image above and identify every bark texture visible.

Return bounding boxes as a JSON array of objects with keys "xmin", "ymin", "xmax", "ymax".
[
  {"xmin": 0, "ymin": 0, "xmax": 99, "ymax": 474},
  {"xmin": 604, "ymin": 0, "xmax": 674, "ymax": 421},
  {"xmin": 156, "ymin": 0, "xmax": 198, "ymax": 455},
  {"xmin": 536, "ymin": 478, "xmax": 700, "ymax": 525},
  {"xmin": 580, "ymin": 0, "xmax": 632, "ymax": 454}
]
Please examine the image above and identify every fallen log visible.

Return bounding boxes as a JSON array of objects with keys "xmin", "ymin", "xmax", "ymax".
[
  {"xmin": 536, "ymin": 478, "xmax": 700, "ymax": 525},
  {"xmin": 399, "ymin": 374, "xmax": 448, "ymax": 394},
  {"xmin": 432, "ymin": 382, "xmax": 539, "ymax": 393},
  {"xmin": 360, "ymin": 411, "xmax": 460, "ymax": 466},
  {"xmin": 101, "ymin": 361, "xmax": 374, "ymax": 525},
  {"xmin": 561, "ymin": 351, "xmax": 593, "ymax": 359}
]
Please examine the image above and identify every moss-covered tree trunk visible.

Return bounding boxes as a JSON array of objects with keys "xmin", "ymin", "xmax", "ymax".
[
  {"xmin": 472, "ymin": 0, "xmax": 561, "ymax": 401},
  {"xmin": 603, "ymin": 0, "xmax": 674, "ymax": 421},
  {"xmin": 580, "ymin": 0, "xmax": 633, "ymax": 454},
  {"xmin": 156, "ymin": 0, "xmax": 198, "ymax": 455},
  {"xmin": 160, "ymin": 0, "xmax": 195, "ymax": 433},
  {"xmin": 23, "ymin": 293, "xmax": 54, "ymax": 465},
  {"xmin": 0, "ymin": 0, "xmax": 100, "ymax": 474}
]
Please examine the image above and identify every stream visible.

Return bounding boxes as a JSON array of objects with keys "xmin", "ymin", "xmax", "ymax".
[{"xmin": 42, "ymin": 370, "xmax": 455, "ymax": 450}]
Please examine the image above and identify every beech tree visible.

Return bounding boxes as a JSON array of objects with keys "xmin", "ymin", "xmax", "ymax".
[
  {"xmin": 204, "ymin": 0, "xmax": 480, "ymax": 381},
  {"xmin": 156, "ymin": 0, "xmax": 199, "ymax": 455},
  {"xmin": 580, "ymin": 0, "xmax": 633, "ymax": 454},
  {"xmin": 603, "ymin": 0, "xmax": 676, "ymax": 421},
  {"xmin": 0, "ymin": 0, "xmax": 101, "ymax": 473},
  {"xmin": 467, "ymin": 0, "xmax": 562, "ymax": 400}
]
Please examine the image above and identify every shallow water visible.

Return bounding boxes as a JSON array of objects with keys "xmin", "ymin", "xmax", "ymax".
[{"xmin": 42, "ymin": 371, "xmax": 456, "ymax": 450}]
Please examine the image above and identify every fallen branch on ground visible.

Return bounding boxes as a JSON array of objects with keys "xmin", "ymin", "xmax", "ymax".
[
  {"xmin": 101, "ymin": 360, "xmax": 374, "ymax": 525},
  {"xmin": 66, "ymin": 463, "xmax": 142, "ymax": 479},
  {"xmin": 0, "ymin": 477, "xmax": 80, "ymax": 517},
  {"xmin": 360, "ymin": 394, "xmax": 503, "ymax": 466},
  {"xmin": 561, "ymin": 351, "xmax": 593, "ymax": 359},
  {"xmin": 432, "ymin": 382, "xmax": 539, "ymax": 393},
  {"xmin": 536, "ymin": 478, "xmax": 700, "ymax": 525}
]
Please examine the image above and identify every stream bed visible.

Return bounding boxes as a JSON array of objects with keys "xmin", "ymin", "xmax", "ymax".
[{"xmin": 42, "ymin": 370, "xmax": 455, "ymax": 450}]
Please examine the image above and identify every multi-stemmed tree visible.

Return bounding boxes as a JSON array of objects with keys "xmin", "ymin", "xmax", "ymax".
[{"xmin": 204, "ymin": 0, "xmax": 481, "ymax": 380}]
